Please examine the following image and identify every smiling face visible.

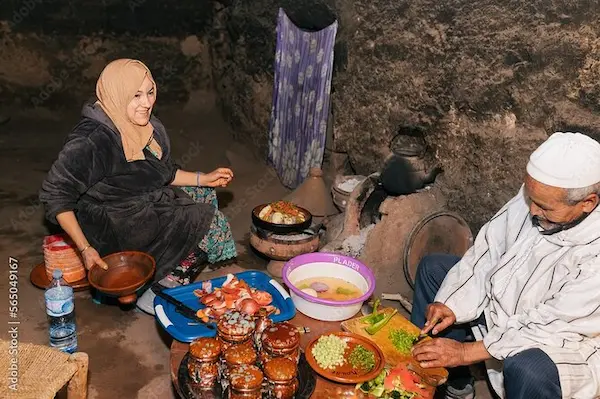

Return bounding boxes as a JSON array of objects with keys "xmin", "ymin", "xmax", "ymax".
[
  {"xmin": 524, "ymin": 174, "xmax": 598, "ymax": 232},
  {"xmin": 126, "ymin": 75, "xmax": 156, "ymax": 126}
]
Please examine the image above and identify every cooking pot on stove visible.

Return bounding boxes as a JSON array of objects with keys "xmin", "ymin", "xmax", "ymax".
[
  {"xmin": 252, "ymin": 204, "xmax": 313, "ymax": 235},
  {"xmin": 380, "ymin": 132, "xmax": 442, "ymax": 195}
]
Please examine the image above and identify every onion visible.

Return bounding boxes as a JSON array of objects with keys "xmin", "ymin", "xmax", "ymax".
[
  {"xmin": 223, "ymin": 273, "xmax": 235, "ymax": 287},
  {"xmin": 301, "ymin": 288, "xmax": 318, "ymax": 297},
  {"xmin": 202, "ymin": 280, "xmax": 213, "ymax": 293},
  {"xmin": 239, "ymin": 298, "xmax": 260, "ymax": 316},
  {"xmin": 310, "ymin": 282, "xmax": 330, "ymax": 292}
]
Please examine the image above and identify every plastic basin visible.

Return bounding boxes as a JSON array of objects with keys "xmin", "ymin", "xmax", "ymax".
[{"xmin": 282, "ymin": 252, "xmax": 375, "ymax": 321}]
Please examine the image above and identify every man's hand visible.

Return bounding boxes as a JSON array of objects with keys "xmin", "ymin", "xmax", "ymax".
[
  {"xmin": 200, "ymin": 168, "xmax": 233, "ymax": 188},
  {"xmin": 412, "ymin": 338, "xmax": 466, "ymax": 368},
  {"xmin": 422, "ymin": 302, "xmax": 456, "ymax": 335}
]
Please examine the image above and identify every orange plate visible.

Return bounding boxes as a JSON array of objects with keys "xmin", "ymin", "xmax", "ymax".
[{"xmin": 305, "ymin": 331, "xmax": 385, "ymax": 384}]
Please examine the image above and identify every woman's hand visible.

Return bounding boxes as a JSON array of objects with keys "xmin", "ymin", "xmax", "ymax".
[
  {"xmin": 412, "ymin": 338, "xmax": 467, "ymax": 368},
  {"xmin": 81, "ymin": 247, "xmax": 109, "ymax": 270},
  {"xmin": 421, "ymin": 302, "xmax": 456, "ymax": 335},
  {"xmin": 200, "ymin": 168, "xmax": 233, "ymax": 188}
]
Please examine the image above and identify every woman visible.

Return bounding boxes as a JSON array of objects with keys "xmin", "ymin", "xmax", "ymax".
[{"xmin": 39, "ymin": 59, "xmax": 237, "ymax": 314}]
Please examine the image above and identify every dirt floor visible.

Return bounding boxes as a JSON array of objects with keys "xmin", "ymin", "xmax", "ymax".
[{"xmin": 0, "ymin": 104, "xmax": 493, "ymax": 398}]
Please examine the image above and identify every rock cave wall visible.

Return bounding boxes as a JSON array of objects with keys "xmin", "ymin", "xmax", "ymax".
[
  {"xmin": 209, "ymin": 0, "xmax": 600, "ymax": 230},
  {"xmin": 0, "ymin": 0, "xmax": 215, "ymax": 111},
  {"xmin": 4, "ymin": 1, "xmax": 600, "ymax": 230}
]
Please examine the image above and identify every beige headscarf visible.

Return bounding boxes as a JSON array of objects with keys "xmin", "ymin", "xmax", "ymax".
[{"xmin": 95, "ymin": 58, "xmax": 162, "ymax": 161}]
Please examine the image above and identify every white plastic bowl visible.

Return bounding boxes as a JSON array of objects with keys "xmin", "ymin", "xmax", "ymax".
[{"xmin": 282, "ymin": 252, "xmax": 376, "ymax": 321}]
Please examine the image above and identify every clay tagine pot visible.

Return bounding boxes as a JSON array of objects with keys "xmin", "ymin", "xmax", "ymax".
[
  {"xmin": 283, "ymin": 167, "xmax": 338, "ymax": 218},
  {"xmin": 88, "ymin": 251, "xmax": 156, "ymax": 305}
]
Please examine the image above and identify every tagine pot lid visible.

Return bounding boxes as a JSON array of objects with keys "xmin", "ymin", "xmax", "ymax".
[{"xmin": 283, "ymin": 167, "xmax": 338, "ymax": 217}]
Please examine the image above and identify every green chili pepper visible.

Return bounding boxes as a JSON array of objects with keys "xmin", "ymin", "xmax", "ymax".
[
  {"xmin": 360, "ymin": 298, "xmax": 383, "ymax": 325},
  {"xmin": 365, "ymin": 309, "xmax": 398, "ymax": 335}
]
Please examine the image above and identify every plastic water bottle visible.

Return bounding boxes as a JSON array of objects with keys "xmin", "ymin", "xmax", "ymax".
[{"xmin": 45, "ymin": 269, "xmax": 78, "ymax": 353}]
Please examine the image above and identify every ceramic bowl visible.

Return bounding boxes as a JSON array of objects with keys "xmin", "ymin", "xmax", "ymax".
[
  {"xmin": 88, "ymin": 251, "xmax": 155, "ymax": 305},
  {"xmin": 282, "ymin": 252, "xmax": 375, "ymax": 321}
]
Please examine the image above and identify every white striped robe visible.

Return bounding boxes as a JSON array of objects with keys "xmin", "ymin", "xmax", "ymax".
[{"xmin": 435, "ymin": 186, "xmax": 600, "ymax": 398}]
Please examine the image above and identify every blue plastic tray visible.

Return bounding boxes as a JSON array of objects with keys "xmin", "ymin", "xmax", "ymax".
[{"xmin": 153, "ymin": 270, "xmax": 296, "ymax": 343}]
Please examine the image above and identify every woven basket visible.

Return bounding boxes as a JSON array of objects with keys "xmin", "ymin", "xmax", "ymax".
[{"xmin": 0, "ymin": 340, "xmax": 78, "ymax": 398}]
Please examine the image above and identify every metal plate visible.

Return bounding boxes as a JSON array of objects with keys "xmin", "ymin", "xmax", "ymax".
[
  {"xmin": 177, "ymin": 351, "xmax": 317, "ymax": 399},
  {"xmin": 403, "ymin": 211, "xmax": 473, "ymax": 290}
]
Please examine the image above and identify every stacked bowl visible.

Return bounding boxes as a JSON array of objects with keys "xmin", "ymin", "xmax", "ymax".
[{"xmin": 43, "ymin": 234, "xmax": 86, "ymax": 283}]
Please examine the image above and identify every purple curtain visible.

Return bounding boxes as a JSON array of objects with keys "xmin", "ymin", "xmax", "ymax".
[{"xmin": 267, "ymin": 8, "xmax": 338, "ymax": 189}]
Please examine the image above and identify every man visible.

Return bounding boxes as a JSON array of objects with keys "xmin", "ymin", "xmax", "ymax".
[{"xmin": 410, "ymin": 132, "xmax": 600, "ymax": 399}]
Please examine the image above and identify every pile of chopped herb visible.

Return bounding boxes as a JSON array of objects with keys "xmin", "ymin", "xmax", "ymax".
[
  {"xmin": 389, "ymin": 329, "xmax": 417, "ymax": 354},
  {"xmin": 349, "ymin": 344, "xmax": 376, "ymax": 371}
]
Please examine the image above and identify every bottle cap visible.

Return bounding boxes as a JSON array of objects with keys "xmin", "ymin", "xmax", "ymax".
[{"xmin": 52, "ymin": 269, "xmax": 62, "ymax": 279}]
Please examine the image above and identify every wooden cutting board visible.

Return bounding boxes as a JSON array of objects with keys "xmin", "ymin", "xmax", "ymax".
[{"xmin": 340, "ymin": 307, "xmax": 449, "ymax": 386}]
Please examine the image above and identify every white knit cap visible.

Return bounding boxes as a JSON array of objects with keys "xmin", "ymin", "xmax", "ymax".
[{"xmin": 526, "ymin": 132, "xmax": 600, "ymax": 188}]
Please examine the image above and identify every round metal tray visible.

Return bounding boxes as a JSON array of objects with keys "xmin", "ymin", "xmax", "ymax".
[{"xmin": 178, "ymin": 351, "xmax": 317, "ymax": 399}]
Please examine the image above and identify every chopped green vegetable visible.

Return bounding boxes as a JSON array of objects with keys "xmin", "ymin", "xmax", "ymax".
[
  {"xmin": 336, "ymin": 286, "xmax": 356, "ymax": 295},
  {"xmin": 368, "ymin": 313, "xmax": 386, "ymax": 325},
  {"xmin": 365, "ymin": 309, "xmax": 398, "ymax": 335},
  {"xmin": 390, "ymin": 390, "xmax": 416, "ymax": 399},
  {"xmin": 374, "ymin": 368, "xmax": 386, "ymax": 385},
  {"xmin": 311, "ymin": 334, "xmax": 348, "ymax": 370},
  {"xmin": 371, "ymin": 386, "xmax": 386, "ymax": 397},
  {"xmin": 356, "ymin": 368, "xmax": 418, "ymax": 398},
  {"xmin": 388, "ymin": 328, "xmax": 418, "ymax": 354},
  {"xmin": 357, "ymin": 369, "xmax": 387, "ymax": 394},
  {"xmin": 297, "ymin": 283, "xmax": 309, "ymax": 290},
  {"xmin": 361, "ymin": 298, "xmax": 384, "ymax": 325},
  {"xmin": 348, "ymin": 344, "xmax": 376, "ymax": 371}
]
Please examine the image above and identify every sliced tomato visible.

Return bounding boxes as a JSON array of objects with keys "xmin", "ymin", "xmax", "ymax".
[
  {"xmin": 223, "ymin": 292, "xmax": 238, "ymax": 303},
  {"xmin": 221, "ymin": 285, "xmax": 241, "ymax": 295},
  {"xmin": 225, "ymin": 297, "xmax": 236, "ymax": 309},
  {"xmin": 384, "ymin": 364, "xmax": 428, "ymax": 396},
  {"xmin": 212, "ymin": 300, "xmax": 227, "ymax": 309},
  {"xmin": 213, "ymin": 307, "xmax": 228, "ymax": 317},
  {"xmin": 252, "ymin": 290, "xmax": 273, "ymax": 306},
  {"xmin": 200, "ymin": 293, "xmax": 218, "ymax": 305}
]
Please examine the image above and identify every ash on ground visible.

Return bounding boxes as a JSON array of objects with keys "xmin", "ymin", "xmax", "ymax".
[{"xmin": 336, "ymin": 224, "xmax": 375, "ymax": 258}]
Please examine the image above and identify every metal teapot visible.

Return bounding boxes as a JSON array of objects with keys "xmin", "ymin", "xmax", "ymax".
[{"xmin": 379, "ymin": 132, "xmax": 442, "ymax": 196}]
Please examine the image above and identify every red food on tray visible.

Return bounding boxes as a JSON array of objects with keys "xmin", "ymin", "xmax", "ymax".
[{"xmin": 193, "ymin": 274, "xmax": 279, "ymax": 323}]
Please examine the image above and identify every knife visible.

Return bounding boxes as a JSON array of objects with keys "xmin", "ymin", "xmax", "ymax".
[{"xmin": 152, "ymin": 283, "xmax": 215, "ymax": 329}]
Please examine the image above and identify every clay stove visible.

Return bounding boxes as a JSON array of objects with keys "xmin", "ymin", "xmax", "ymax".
[
  {"xmin": 321, "ymin": 172, "xmax": 473, "ymax": 303},
  {"xmin": 249, "ymin": 224, "xmax": 320, "ymax": 279}
]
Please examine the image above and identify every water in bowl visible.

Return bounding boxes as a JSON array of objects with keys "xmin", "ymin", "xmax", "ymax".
[
  {"xmin": 293, "ymin": 277, "xmax": 364, "ymax": 301},
  {"xmin": 98, "ymin": 263, "xmax": 145, "ymax": 289}
]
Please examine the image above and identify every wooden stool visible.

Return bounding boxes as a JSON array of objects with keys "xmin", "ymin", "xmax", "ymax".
[{"xmin": 0, "ymin": 340, "xmax": 88, "ymax": 398}]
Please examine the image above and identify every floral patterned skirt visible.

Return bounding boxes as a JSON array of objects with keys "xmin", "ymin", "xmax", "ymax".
[
  {"xmin": 168, "ymin": 186, "xmax": 237, "ymax": 284},
  {"xmin": 181, "ymin": 186, "xmax": 237, "ymax": 262}
]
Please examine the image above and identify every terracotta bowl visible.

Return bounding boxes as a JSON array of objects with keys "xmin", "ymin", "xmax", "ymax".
[{"xmin": 88, "ymin": 251, "xmax": 156, "ymax": 305}]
